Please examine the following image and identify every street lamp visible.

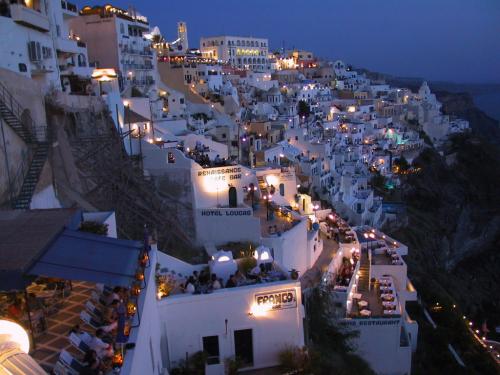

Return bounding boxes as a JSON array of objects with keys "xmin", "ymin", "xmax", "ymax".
[
  {"xmin": 0, "ymin": 319, "xmax": 30, "ymax": 353},
  {"xmin": 313, "ymin": 204, "xmax": 320, "ymax": 220},
  {"xmin": 266, "ymin": 194, "xmax": 273, "ymax": 221}
]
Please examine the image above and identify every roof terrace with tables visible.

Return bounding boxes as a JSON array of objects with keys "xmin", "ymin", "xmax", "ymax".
[
  {"xmin": 156, "ymin": 246, "xmax": 293, "ymax": 300},
  {"xmin": 0, "ymin": 209, "xmax": 156, "ymax": 374}
]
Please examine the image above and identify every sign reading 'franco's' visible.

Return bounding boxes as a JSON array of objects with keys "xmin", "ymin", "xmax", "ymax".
[{"xmin": 255, "ymin": 289, "xmax": 297, "ymax": 311}]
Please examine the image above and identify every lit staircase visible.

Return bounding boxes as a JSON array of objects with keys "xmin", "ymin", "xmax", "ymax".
[
  {"xmin": 257, "ymin": 176, "xmax": 269, "ymax": 198},
  {"xmin": 12, "ymin": 143, "xmax": 49, "ymax": 209},
  {"xmin": 357, "ymin": 248, "xmax": 370, "ymax": 291}
]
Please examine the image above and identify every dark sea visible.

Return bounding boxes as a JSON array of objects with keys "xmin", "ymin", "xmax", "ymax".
[{"xmin": 473, "ymin": 92, "xmax": 500, "ymax": 121}]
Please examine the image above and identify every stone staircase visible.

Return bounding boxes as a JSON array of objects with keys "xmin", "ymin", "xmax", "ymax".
[
  {"xmin": 12, "ymin": 142, "xmax": 49, "ymax": 209},
  {"xmin": 257, "ymin": 176, "xmax": 269, "ymax": 198},
  {"xmin": 357, "ymin": 248, "xmax": 371, "ymax": 291}
]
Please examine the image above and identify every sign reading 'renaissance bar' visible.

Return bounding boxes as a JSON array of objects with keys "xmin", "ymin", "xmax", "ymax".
[
  {"xmin": 255, "ymin": 289, "xmax": 297, "ymax": 311},
  {"xmin": 197, "ymin": 167, "xmax": 242, "ymax": 181}
]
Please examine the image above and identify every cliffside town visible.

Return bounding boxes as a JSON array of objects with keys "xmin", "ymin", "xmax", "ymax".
[{"xmin": 0, "ymin": 2, "xmax": 498, "ymax": 374}]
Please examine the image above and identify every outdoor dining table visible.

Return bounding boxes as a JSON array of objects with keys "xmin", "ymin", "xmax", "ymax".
[
  {"xmin": 381, "ymin": 294, "xmax": 394, "ymax": 301},
  {"xmin": 360, "ymin": 309, "xmax": 371, "ymax": 317},
  {"xmin": 383, "ymin": 310, "xmax": 396, "ymax": 315},
  {"xmin": 352, "ymin": 293, "xmax": 362, "ymax": 300},
  {"xmin": 382, "ymin": 301, "xmax": 396, "ymax": 309},
  {"xmin": 358, "ymin": 300, "xmax": 368, "ymax": 308}
]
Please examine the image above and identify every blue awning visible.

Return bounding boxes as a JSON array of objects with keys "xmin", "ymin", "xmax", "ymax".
[{"xmin": 28, "ymin": 229, "xmax": 142, "ymax": 287}]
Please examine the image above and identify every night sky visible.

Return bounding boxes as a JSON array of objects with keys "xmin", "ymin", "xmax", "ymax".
[{"xmin": 75, "ymin": 0, "xmax": 500, "ymax": 83}]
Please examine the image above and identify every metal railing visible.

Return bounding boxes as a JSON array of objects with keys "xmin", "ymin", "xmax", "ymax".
[{"xmin": 0, "ymin": 80, "xmax": 46, "ymax": 142}]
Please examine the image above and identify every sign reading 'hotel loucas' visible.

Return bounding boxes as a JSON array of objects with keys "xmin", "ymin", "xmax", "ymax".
[
  {"xmin": 200, "ymin": 209, "xmax": 252, "ymax": 216},
  {"xmin": 255, "ymin": 289, "xmax": 297, "ymax": 311}
]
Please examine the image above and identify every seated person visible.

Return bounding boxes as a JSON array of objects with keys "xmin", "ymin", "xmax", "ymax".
[
  {"xmin": 105, "ymin": 287, "xmax": 121, "ymax": 306},
  {"xmin": 184, "ymin": 277, "xmax": 196, "ymax": 294},
  {"xmin": 210, "ymin": 274, "xmax": 221, "ymax": 290},
  {"xmin": 225, "ymin": 275, "xmax": 237, "ymax": 288},
  {"xmin": 81, "ymin": 350, "xmax": 101, "ymax": 375},
  {"xmin": 234, "ymin": 270, "xmax": 246, "ymax": 284},
  {"xmin": 249, "ymin": 264, "xmax": 261, "ymax": 279},
  {"xmin": 89, "ymin": 329, "xmax": 113, "ymax": 359}
]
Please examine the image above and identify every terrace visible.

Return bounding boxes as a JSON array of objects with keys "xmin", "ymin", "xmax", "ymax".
[
  {"xmin": 348, "ymin": 276, "xmax": 401, "ymax": 319},
  {"xmin": 156, "ymin": 248, "xmax": 291, "ymax": 300},
  {"xmin": 0, "ymin": 209, "xmax": 153, "ymax": 374}
]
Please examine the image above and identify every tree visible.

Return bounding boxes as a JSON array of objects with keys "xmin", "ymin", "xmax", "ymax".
[
  {"xmin": 298, "ymin": 100, "xmax": 311, "ymax": 118},
  {"xmin": 393, "ymin": 156, "xmax": 410, "ymax": 173},
  {"xmin": 304, "ymin": 287, "xmax": 376, "ymax": 374}
]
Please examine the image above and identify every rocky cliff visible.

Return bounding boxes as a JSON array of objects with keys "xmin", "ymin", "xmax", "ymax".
[{"xmin": 385, "ymin": 88, "xmax": 500, "ymax": 327}]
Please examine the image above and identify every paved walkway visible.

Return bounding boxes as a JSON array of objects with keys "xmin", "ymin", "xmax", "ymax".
[
  {"xmin": 31, "ymin": 281, "xmax": 94, "ymax": 371},
  {"xmin": 300, "ymin": 233, "xmax": 338, "ymax": 289}
]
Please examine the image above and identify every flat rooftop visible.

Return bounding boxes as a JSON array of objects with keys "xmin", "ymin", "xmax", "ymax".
[{"xmin": 0, "ymin": 209, "xmax": 79, "ymax": 273}]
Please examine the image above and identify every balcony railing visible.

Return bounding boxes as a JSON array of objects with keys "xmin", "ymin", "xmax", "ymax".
[{"xmin": 61, "ymin": 0, "xmax": 77, "ymax": 13}]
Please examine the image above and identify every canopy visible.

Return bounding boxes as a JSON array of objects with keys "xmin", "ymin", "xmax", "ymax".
[
  {"xmin": 0, "ymin": 346, "xmax": 46, "ymax": 375},
  {"xmin": 28, "ymin": 229, "xmax": 142, "ymax": 287}
]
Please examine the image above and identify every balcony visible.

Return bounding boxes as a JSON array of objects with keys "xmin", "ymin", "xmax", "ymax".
[
  {"xmin": 60, "ymin": 0, "xmax": 77, "ymax": 16},
  {"xmin": 10, "ymin": 3, "xmax": 50, "ymax": 32},
  {"xmin": 54, "ymin": 37, "xmax": 79, "ymax": 55}
]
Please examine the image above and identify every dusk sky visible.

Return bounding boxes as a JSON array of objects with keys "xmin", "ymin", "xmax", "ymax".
[{"xmin": 76, "ymin": 0, "xmax": 500, "ymax": 83}]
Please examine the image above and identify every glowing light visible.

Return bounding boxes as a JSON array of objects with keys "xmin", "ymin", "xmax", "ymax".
[
  {"xmin": 347, "ymin": 106, "xmax": 356, "ymax": 113},
  {"xmin": 91, "ymin": 68, "xmax": 117, "ymax": 82},
  {"xmin": 217, "ymin": 255, "xmax": 230, "ymax": 262},
  {"xmin": 249, "ymin": 302, "xmax": 272, "ymax": 317},
  {"xmin": 0, "ymin": 320, "xmax": 30, "ymax": 353},
  {"xmin": 260, "ymin": 251, "xmax": 270, "ymax": 261}
]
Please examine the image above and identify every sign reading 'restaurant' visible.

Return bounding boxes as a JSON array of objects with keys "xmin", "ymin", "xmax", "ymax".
[{"xmin": 255, "ymin": 289, "xmax": 297, "ymax": 311}]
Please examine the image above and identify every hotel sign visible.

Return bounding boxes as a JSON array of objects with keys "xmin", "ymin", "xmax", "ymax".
[
  {"xmin": 255, "ymin": 289, "xmax": 297, "ymax": 311},
  {"xmin": 200, "ymin": 209, "xmax": 251, "ymax": 217}
]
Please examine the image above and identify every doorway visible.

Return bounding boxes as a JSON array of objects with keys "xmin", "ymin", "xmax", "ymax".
[
  {"xmin": 228, "ymin": 186, "xmax": 237, "ymax": 207},
  {"xmin": 234, "ymin": 329, "xmax": 253, "ymax": 367}
]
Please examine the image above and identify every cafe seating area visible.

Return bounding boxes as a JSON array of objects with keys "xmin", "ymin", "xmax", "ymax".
[{"xmin": 349, "ymin": 276, "xmax": 401, "ymax": 318}]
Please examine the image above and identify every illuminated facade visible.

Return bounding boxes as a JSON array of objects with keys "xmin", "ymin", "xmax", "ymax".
[
  {"xmin": 0, "ymin": 0, "xmax": 91, "ymax": 92},
  {"xmin": 200, "ymin": 35, "xmax": 270, "ymax": 71},
  {"xmin": 70, "ymin": 4, "xmax": 156, "ymax": 91}
]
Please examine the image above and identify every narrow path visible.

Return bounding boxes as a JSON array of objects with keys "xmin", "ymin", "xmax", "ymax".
[{"xmin": 300, "ymin": 233, "xmax": 338, "ymax": 289}]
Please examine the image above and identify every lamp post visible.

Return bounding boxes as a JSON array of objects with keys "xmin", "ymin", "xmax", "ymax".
[
  {"xmin": 266, "ymin": 194, "xmax": 273, "ymax": 221},
  {"xmin": 313, "ymin": 204, "xmax": 320, "ymax": 220}
]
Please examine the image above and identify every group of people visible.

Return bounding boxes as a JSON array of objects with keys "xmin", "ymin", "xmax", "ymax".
[
  {"xmin": 183, "ymin": 270, "xmax": 223, "ymax": 294},
  {"xmin": 72, "ymin": 286, "xmax": 130, "ymax": 374}
]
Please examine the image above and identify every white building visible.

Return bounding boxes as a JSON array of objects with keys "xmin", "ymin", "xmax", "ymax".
[
  {"xmin": 200, "ymin": 35, "xmax": 270, "ymax": 71},
  {"xmin": 0, "ymin": 0, "xmax": 91, "ymax": 93},
  {"xmin": 70, "ymin": 4, "xmax": 156, "ymax": 92},
  {"xmin": 158, "ymin": 252, "xmax": 305, "ymax": 373},
  {"xmin": 322, "ymin": 226, "xmax": 418, "ymax": 375}
]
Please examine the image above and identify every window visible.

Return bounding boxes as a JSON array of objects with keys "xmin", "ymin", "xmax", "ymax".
[
  {"xmin": 180, "ymin": 98, "xmax": 184, "ymax": 104},
  {"xmin": 120, "ymin": 23, "xmax": 124, "ymax": 34},
  {"xmin": 279, "ymin": 183, "xmax": 285, "ymax": 196},
  {"xmin": 203, "ymin": 336, "xmax": 220, "ymax": 365},
  {"xmin": 18, "ymin": 63, "xmax": 27, "ymax": 73}
]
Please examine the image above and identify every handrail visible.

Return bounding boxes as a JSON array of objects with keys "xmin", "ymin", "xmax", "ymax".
[
  {"xmin": 0, "ymin": 80, "xmax": 46, "ymax": 142},
  {"xmin": 8, "ymin": 148, "xmax": 31, "ymax": 206}
]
